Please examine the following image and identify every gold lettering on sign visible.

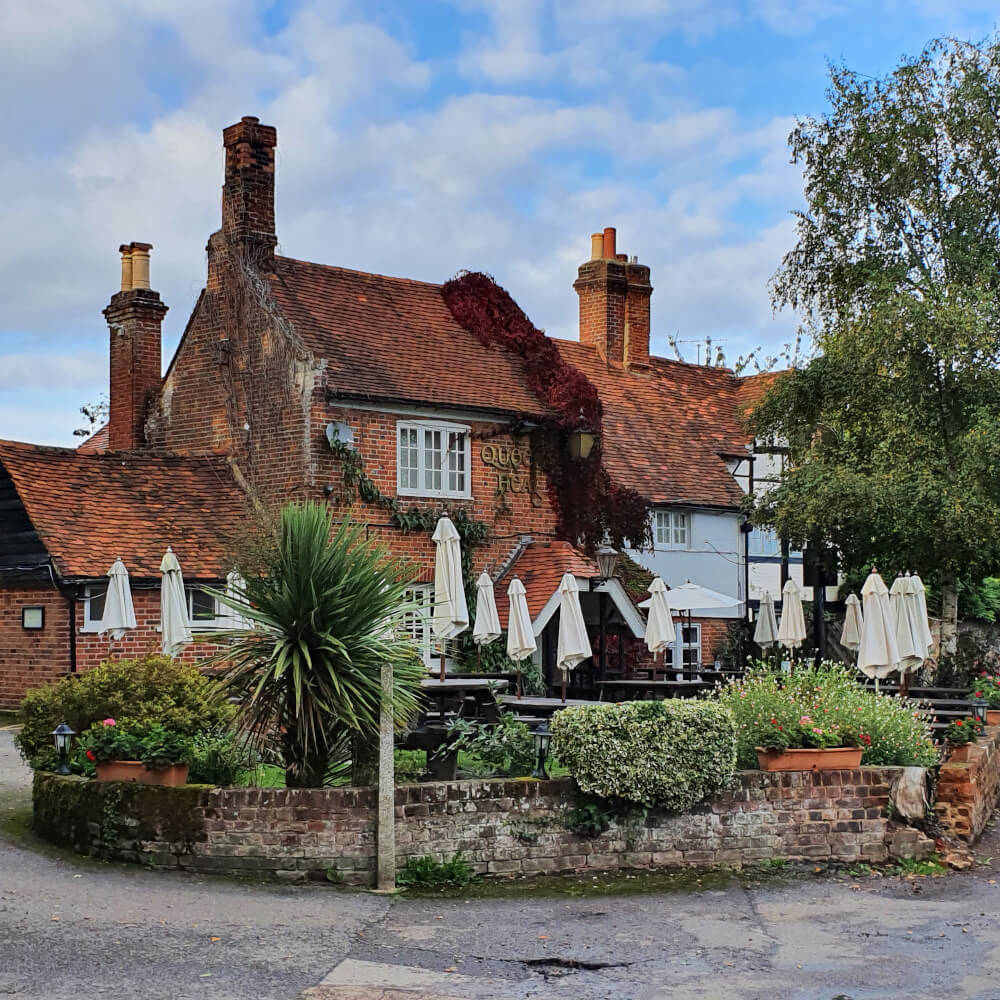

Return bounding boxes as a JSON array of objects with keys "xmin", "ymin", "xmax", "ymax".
[{"xmin": 481, "ymin": 443, "xmax": 530, "ymax": 496}]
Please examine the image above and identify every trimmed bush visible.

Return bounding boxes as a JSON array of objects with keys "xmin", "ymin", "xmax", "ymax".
[
  {"xmin": 16, "ymin": 656, "xmax": 233, "ymax": 767},
  {"xmin": 714, "ymin": 661, "xmax": 938, "ymax": 769},
  {"xmin": 550, "ymin": 700, "xmax": 736, "ymax": 810}
]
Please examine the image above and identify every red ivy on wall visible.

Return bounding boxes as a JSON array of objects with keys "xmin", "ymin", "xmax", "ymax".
[{"xmin": 441, "ymin": 271, "xmax": 651, "ymax": 553}]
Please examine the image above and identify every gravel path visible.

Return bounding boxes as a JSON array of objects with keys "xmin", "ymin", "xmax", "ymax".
[{"xmin": 2, "ymin": 729, "xmax": 1000, "ymax": 999}]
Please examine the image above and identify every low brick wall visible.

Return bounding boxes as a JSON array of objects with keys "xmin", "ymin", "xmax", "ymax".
[
  {"xmin": 936, "ymin": 724, "xmax": 1000, "ymax": 842},
  {"xmin": 33, "ymin": 767, "xmax": 932, "ymax": 884}
]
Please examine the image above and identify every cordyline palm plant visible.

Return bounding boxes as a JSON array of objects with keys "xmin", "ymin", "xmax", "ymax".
[{"xmin": 207, "ymin": 502, "xmax": 425, "ymax": 787}]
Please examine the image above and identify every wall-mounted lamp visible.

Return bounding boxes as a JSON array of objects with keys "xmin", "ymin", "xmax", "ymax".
[
  {"xmin": 596, "ymin": 544, "xmax": 619, "ymax": 582},
  {"xmin": 568, "ymin": 430, "xmax": 595, "ymax": 461}
]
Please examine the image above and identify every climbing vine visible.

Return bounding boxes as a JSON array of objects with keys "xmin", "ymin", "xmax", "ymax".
[{"xmin": 441, "ymin": 271, "xmax": 652, "ymax": 552}]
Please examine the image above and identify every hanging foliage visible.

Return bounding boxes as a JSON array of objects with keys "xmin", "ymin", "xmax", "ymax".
[{"xmin": 442, "ymin": 271, "xmax": 651, "ymax": 552}]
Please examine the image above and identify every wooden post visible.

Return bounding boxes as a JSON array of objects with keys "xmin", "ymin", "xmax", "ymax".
[
  {"xmin": 439, "ymin": 644, "xmax": 446, "ymax": 682},
  {"xmin": 376, "ymin": 660, "xmax": 395, "ymax": 892}
]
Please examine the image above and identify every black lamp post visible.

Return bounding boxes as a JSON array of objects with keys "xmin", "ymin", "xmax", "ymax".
[
  {"xmin": 51, "ymin": 722, "xmax": 75, "ymax": 775},
  {"xmin": 971, "ymin": 697, "xmax": 988, "ymax": 726},
  {"xmin": 532, "ymin": 720, "xmax": 552, "ymax": 779}
]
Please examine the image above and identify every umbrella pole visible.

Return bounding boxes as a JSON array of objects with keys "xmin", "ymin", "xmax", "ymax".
[
  {"xmin": 561, "ymin": 670, "xmax": 567, "ymax": 704},
  {"xmin": 516, "ymin": 667, "xmax": 522, "ymax": 699},
  {"xmin": 476, "ymin": 645, "xmax": 481, "ymax": 671},
  {"xmin": 439, "ymin": 645, "xmax": 446, "ymax": 682}
]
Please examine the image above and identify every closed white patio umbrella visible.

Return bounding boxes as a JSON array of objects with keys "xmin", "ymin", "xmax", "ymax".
[
  {"xmin": 858, "ymin": 569, "xmax": 899, "ymax": 691},
  {"xmin": 645, "ymin": 577, "xmax": 676, "ymax": 654},
  {"xmin": 473, "ymin": 571, "xmax": 501, "ymax": 670},
  {"xmin": 160, "ymin": 547, "xmax": 192, "ymax": 657},
  {"xmin": 432, "ymin": 516, "xmax": 469, "ymax": 681},
  {"xmin": 98, "ymin": 557, "xmax": 136, "ymax": 640},
  {"xmin": 890, "ymin": 574, "xmax": 924, "ymax": 678},
  {"xmin": 777, "ymin": 579, "xmax": 807, "ymax": 656},
  {"xmin": 557, "ymin": 574, "xmax": 591, "ymax": 704},
  {"xmin": 506, "ymin": 577, "xmax": 536, "ymax": 698},
  {"xmin": 754, "ymin": 592, "xmax": 779, "ymax": 649},
  {"xmin": 842, "ymin": 594, "xmax": 864, "ymax": 653},
  {"xmin": 909, "ymin": 573, "xmax": 934, "ymax": 659}
]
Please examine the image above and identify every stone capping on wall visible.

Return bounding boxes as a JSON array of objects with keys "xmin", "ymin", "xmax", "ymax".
[
  {"xmin": 936, "ymin": 724, "xmax": 1000, "ymax": 842},
  {"xmin": 33, "ymin": 767, "xmax": 935, "ymax": 886}
]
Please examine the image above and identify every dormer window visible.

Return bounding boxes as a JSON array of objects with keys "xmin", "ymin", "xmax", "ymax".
[{"xmin": 397, "ymin": 420, "xmax": 471, "ymax": 499}]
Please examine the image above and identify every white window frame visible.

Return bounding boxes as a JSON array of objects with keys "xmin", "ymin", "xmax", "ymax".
[
  {"xmin": 654, "ymin": 509, "xmax": 690, "ymax": 550},
  {"xmin": 186, "ymin": 587, "xmax": 228, "ymax": 631},
  {"xmin": 672, "ymin": 622, "xmax": 702, "ymax": 672},
  {"xmin": 402, "ymin": 584, "xmax": 437, "ymax": 667},
  {"xmin": 80, "ymin": 584, "xmax": 108, "ymax": 633},
  {"xmin": 396, "ymin": 420, "xmax": 472, "ymax": 499}
]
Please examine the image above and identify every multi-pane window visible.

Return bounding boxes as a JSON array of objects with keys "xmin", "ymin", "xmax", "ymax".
[
  {"xmin": 673, "ymin": 623, "xmax": 702, "ymax": 672},
  {"xmin": 82, "ymin": 585, "xmax": 107, "ymax": 630},
  {"xmin": 186, "ymin": 588, "xmax": 226, "ymax": 629},
  {"xmin": 654, "ymin": 510, "xmax": 689, "ymax": 549},
  {"xmin": 397, "ymin": 421, "xmax": 471, "ymax": 498},
  {"xmin": 748, "ymin": 527, "xmax": 781, "ymax": 556},
  {"xmin": 402, "ymin": 585, "xmax": 435, "ymax": 666}
]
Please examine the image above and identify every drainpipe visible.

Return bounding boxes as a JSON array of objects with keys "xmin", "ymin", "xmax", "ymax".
[{"xmin": 41, "ymin": 561, "xmax": 77, "ymax": 675}]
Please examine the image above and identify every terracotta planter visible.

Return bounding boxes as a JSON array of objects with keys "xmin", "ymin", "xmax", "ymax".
[
  {"xmin": 986, "ymin": 710, "xmax": 1000, "ymax": 726},
  {"xmin": 946, "ymin": 743, "xmax": 977, "ymax": 763},
  {"xmin": 755, "ymin": 747, "xmax": 863, "ymax": 772},
  {"xmin": 95, "ymin": 760, "xmax": 189, "ymax": 786}
]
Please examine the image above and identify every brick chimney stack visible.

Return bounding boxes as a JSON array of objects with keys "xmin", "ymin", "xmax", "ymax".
[
  {"xmin": 221, "ymin": 116, "xmax": 277, "ymax": 258},
  {"xmin": 574, "ymin": 227, "xmax": 652, "ymax": 367},
  {"xmin": 104, "ymin": 242, "xmax": 168, "ymax": 450}
]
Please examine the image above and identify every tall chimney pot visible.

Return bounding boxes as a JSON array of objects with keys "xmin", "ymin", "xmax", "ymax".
[
  {"xmin": 118, "ymin": 245, "xmax": 133, "ymax": 291},
  {"xmin": 590, "ymin": 233, "xmax": 604, "ymax": 260},
  {"xmin": 129, "ymin": 242, "xmax": 152, "ymax": 289},
  {"xmin": 602, "ymin": 227, "xmax": 616, "ymax": 260}
]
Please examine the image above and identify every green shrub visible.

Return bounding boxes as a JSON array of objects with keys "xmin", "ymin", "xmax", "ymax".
[
  {"xmin": 81, "ymin": 720, "xmax": 192, "ymax": 769},
  {"xmin": 437, "ymin": 712, "xmax": 536, "ymax": 776},
  {"xmin": 397, "ymin": 852, "xmax": 476, "ymax": 888},
  {"xmin": 188, "ymin": 729, "xmax": 254, "ymax": 785},
  {"xmin": 550, "ymin": 700, "xmax": 737, "ymax": 810},
  {"xmin": 16, "ymin": 656, "xmax": 234, "ymax": 767},
  {"xmin": 715, "ymin": 661, "xmax": 938, "ymax": 769}
]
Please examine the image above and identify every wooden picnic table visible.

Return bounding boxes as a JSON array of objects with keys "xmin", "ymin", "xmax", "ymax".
[
  {"xmin": 498, "ymin": 694, "xmax": 594, "ymax": 715},
  {"xmin": 596, "ymin": 678, "xmax": 712, "ymax": 700}
]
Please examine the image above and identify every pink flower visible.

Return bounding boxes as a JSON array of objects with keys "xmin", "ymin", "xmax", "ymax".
[
  {"xmin": 799, "ymin": 715, "xmax": 813, "ymax": 725},
  {"xmin": 102, "ymin": 718, "xmax": 116, "ymax": 727},
  {"xmin": 812, "ymin": 727, "xmax": 824, "ymax": 735}
]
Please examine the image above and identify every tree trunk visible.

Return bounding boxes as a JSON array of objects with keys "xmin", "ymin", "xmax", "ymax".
[
  {"xmin": 351, "ymin": 733, "xmax": 379, "ymax": 786},
  {"xmin": 940, "ymin": 572, "xmax": 959, "ymax": 657}
]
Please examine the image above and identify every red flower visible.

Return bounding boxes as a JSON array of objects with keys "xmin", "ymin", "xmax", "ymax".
[
  {"xmin": 86, "ymin": 750, "xmax": 96, "ymax": 762},
  {"xmin": 770, "ymin": 718, "xmax": 778, "ymax": 724},
  {"xmin": 976, "ymin": 691, "xmax": 984, "ymax": 698},
  {"xmin": 859, "ymin": 734, "xmax": 872, "ymax": 746},
  {"xmin": 955, "ymin": 720, "xmax": 964, "ymax": 727}
]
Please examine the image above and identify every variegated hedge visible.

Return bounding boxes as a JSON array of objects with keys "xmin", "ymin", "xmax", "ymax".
[{"xmin": 550, "ymin": 700, "xmax": 736, "ymax": 810}]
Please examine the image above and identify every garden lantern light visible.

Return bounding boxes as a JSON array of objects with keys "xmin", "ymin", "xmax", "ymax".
[
  {"xmin": 972, "ymin": 697, "xmax": 988, "ymax": 726},
  {"xmin": 532, "ymin": 720, "xmax": 552, "ymax": 780},
  {"xmin": 51, "ymin": 722, "xmax": 75, "ymax": 775},
  {"xmin": 596, "ymin": 544, "xmax": 618, "ymax": 582},
  {"xmin": 567, "ymin": 429, "xmax": 595, "ymax": 461}
]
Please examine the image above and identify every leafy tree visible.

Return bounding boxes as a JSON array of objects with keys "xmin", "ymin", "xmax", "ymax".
[
  {"xmin": 210, "ymin": 502, "xmax": 425, "ymax": 787},
  {"xmin": 752, "ymin": 36, "xmax": 1000, "ymax": 653},
  {"xmin": 72, "ymin": 395, "xmax": 109, "ymax": 438}
]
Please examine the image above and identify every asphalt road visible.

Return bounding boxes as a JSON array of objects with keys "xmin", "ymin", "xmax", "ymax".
[{"xmin": 2, "ymin": 728, "xmax": 1000, "ymax": 1000}]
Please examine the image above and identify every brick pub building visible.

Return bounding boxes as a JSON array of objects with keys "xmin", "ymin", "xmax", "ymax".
[{"xmin": 0, "ymin": 117, "xmax": 766, "ymax": 709}]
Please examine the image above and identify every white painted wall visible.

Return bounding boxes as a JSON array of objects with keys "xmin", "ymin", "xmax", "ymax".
[{"xmin": 628, "ymin": 507, "xmax": 745, "ymax": 619}]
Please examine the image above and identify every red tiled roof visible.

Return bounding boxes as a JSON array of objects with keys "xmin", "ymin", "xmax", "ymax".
[
  {"xmin": 76, "ymin": 423, "xmax": 109, "ymax": 454},
  {"xmin": 269, "ymin": 257, "xmax": 551, "ymax": 417},
  {"xmin": 554, "ymin": 342, "xmax": 748, "ymax": 508},
  {"xmin": 0, "ymin": 440, "xmax": 247, "ymax": 579},
  {"xmin": 494, "ymin": 541, "xmax": 597, "ymax": 627},
  {"xmin": 734, "ymin": 370, "xmax": 782, "ymax": 419}
]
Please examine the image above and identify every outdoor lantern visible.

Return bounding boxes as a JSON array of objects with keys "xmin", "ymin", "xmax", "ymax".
[
  {"xmin": 567, "ymin": 429, "xmax": 595, "ymax": 461},
  {"xmin": 532, "ymin": 720, "xmax": 552, "ymax": 780},
  {"xmin": 972, "ymin": 697, "xmax": 988, "ymax": 726},
  {"xmin": 596, "ymin": 544, "xmax": 618, "ymax": 582},
  {"xmin": 51, "ymin": 722, "xmax": 75, "ymax": 775}
]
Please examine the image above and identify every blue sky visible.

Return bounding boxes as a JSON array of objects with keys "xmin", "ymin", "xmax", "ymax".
[{"xmin": 1, "ymin": 0, "xmax": 997, "ymax": 446}]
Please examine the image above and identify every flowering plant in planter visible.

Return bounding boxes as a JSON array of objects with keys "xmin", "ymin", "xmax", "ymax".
[
  {"xmin": 943, "ymin": 717, "xmax": 983, "ymax": 747},
  {"xmin": 969, "ymin": 673, "xmax": 1000, "ymax": 708},
  {"xmin": 83, "ymin": 719, "xmax": 192, "ymax": 770},
  {"xmin": 758, "ymin": 715, "xmax": 868, "ymax": 754}
]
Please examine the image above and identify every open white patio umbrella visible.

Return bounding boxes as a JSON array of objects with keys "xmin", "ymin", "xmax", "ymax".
[
  {"xmin": 97, "ymin": 557, "xmax": 136, "ymax": 640},
  {"xmin": 858, "ymin": 569, "xmax": 899, "ymax": 691},
  {"xmin": 777, "ymin": 579, "xmax": 807, "ymax": 656},
  {"xmin": 160, "ymin": 547, "xmax": 192, "ymax": 656},
  {"xmin": 473, "ymin": 571, "xmax": 501, "ymax": 668},
  {"xmin": 842, "ymin": 594, "xmax": 864, "ymax": 654},
  {"xmin": 556, "ymin": 574, "xmax": 591, "ymax": 703},
  {"xmin": 506, "ymin": 576, "xmax": 536, "ymax": 699},
  {"xmin": 754, "ymin": 592, "xmax": 779, "ymax": 649},
  {"xmin": 890, "ymin": 574, "xmax": 924, "ymax": 678},
  {"xmin": 645, "ymin": 577, "xmax": 676, "ymax": 655},
  {"xmin": 432, "ymin": 516, "xmax": 469, "ymax": 681}
]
